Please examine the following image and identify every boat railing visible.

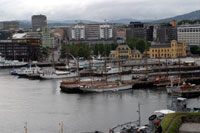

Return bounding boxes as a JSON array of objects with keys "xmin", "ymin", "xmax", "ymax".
[{"xmin": 110, "ymin": 121, "xmax": 139, "ymax": 133}]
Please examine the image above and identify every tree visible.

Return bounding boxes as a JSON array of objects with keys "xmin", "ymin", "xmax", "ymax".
[
  {"xmin": 190, "ymin": 45, "xmax": 200, "ymax": 55},
  {"xmin": 60, "ymin": 43, "xmax": 67, "ymax": 58},
  {"xmin": 126, "ymin": 38, "xmax": 150, "ymax": 53}
]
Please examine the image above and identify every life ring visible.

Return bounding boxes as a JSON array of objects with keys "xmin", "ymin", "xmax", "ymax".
[{"xmin": 149, "ymin": 115, "xmax": 157, "ymax": 121}]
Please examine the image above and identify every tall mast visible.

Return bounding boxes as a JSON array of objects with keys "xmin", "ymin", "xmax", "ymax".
[
  {"xmin": 158, "ymin": 49, "xmax": 161, "ymax": 78},
  {"xmin": 24, "ymin": 122, "xmax": 28, "ymax": 133},
  {"xmin": 52, "ymin": 48, "xmax": 55, "ymax": 72},
  {"xmin": 76, "ymin": 47, "xmax": 80, "ymax": 82},
  {"xmin": 118, "ymin": 58, "xmax": 122, "ymax": 82},
  {"xmin": 104, "ymin": 58, "xmax": 108, "ymax": 84},
  {"xmin": 145, "ymin": 46, "xmax": 148, "ymax": 77},
  {"xmin": 89, "ymin": 57, "xmax": 93, "ymax": 85},
  {"xmin": 166, "ymin": 57, "xmax": 168, "ymax": 79},
  {"xmin": 137, "ymin": 103, "xmax": 141, "ymax": 127},
  {"xmin": 59, "ymin": 122, "xmax": 64, "ymax": 133},
  {"xmin": 178, "ymin": 53, "xmax": 181, "ymax": 80}
]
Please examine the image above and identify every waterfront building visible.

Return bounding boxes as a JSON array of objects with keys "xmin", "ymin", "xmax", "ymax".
[
  {"xmin": 149, "ymin": 40, "xmax": 186, "ymax": 59},
  {"xmin": 32, "ymin": 15, "xmax": 47, "ymax": 32},
  {"xmin": 177, "ymin": 24, "xmax": 200, "ymax": 46},
  {"xmin": 0, "ymin": 21, "xmax": 19, "ymax": 30},
  {"xmin": 109, "ymin": 44, "xmax": 142, "ymax": 59},
  {"xmin": 0, "ymin": 32, "xmax": 41, "ymax": 61}
]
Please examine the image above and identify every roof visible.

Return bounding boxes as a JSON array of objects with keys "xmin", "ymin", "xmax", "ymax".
[
  {"xmin": 132, "ymin": 48, "xmax": 141, "ymax": 55},
  {"xmin": 154, "ymin": 109, "xmax": 175, "ymax": 115},
  {"xmin": 110, "ymin": 50, "xmax": 115, "ymax": 54},
  {"xmin": 150, "ymin": 44, "xmax": 171, "ymax": 48},
  {"xmin": 177, "ymin": 97, "xmax": 186, "ymax": 101},
  {"xmin": 116, "ymin": 45, "xmax": 131, "ymax": 50},
  {"xmin": 12, "ymin": 33, "xmax": 27, "ymax": 39}
]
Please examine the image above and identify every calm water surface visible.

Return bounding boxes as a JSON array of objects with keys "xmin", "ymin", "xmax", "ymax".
[{"xmin": 0, "ymin": 69, "xmax": 200, "ymax": 133}]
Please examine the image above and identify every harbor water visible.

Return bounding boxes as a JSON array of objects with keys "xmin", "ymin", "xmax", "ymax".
[{"xmin": 0, "ymin": 69, "xmax": 200, "ymax": 133}]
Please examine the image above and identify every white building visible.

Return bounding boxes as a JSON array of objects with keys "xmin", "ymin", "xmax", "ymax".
[
  {"xmin": 177, "ymin": 24, "xmax": 200, "ymax": 46},
  {"xmin": 71, "ymin": 24, "xmax": 85, "ymax": 40},
  {"xmin": 42, "ymin": 27, "xmax": 56, "ymax": 48},
  {"xmin": 99, "ymin": 24, "xmax": 113, "ymax": 39}
]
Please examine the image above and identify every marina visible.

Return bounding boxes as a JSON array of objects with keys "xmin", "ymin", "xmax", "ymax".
[
  {"xmin": 1, "ymin": 68, "xmax": 200, "ymax": 132},
  {"xmin": 2, "ymin": 57, "xmax": 200, "ymax": 132}
]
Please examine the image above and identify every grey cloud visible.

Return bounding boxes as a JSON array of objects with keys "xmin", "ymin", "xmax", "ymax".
[{"xmin": 0, "ymin": 0, "xmax": 199, "ymax": 21}]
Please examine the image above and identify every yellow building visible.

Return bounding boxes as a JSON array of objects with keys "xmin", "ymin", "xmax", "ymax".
[
  {"xmin": 109, "ymin": 45, "xmax": 142, "ymax": 59},
  {"xmin": 170, "ymin": 20, "xmax": 178, "ymax": 27},
  {"xmin": 150, "ymin": 40, "xmax": 186, "ymax": 59}
]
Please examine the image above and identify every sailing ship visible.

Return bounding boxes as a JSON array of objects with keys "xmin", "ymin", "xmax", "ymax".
[
  {"xmin": 79, "ymin": 57, "xmax": 132, "ymax": 93},
  {"xmin": 79, "ymin": 81, "xmax": 132, "ymax": 93}
]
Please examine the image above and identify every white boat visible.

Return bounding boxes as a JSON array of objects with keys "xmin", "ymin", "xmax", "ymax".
[
  {"xmin": 40, "ymin": 70, "xmax": 78, "ymax": 79},
  {"xmin": 80, "ymin": 82, "xmax": 132, "ymax": 93},
  {"xmin": 0, "ymin": 56, "xmax": 27, "ymax": 67},
  {"xmin": 16, "ymin": 66, "xmax": 43, "ymax": 77},
  {"xmin": 94, "ymin": 67, "xmax": 122, "ymax": 75}
]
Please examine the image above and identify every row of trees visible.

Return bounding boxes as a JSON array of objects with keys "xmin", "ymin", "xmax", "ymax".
[
  {"xmin": 60, "ymin": 38, "xmax": 151, "ymax": 58},
  {"xmin": 178, "ymin": 19, "xmax": 200, "ymax": 25},
  {"xmin": 190, "ymin": 46, "xmax": 200, "ymax": 55}
]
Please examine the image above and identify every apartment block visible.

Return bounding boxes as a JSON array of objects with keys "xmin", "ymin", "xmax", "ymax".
[
  {"xmin": 69, "ymin": 23, "xmax": 116, "ymax": 44},
  {"xmin": 177, "ymin": 24, "xmax": 200, "ymax": 46}
]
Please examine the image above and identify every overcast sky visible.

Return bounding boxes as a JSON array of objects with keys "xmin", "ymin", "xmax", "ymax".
[{"xmin": 0, "ymin": 0, "xmax": 200, "ymax": 21}]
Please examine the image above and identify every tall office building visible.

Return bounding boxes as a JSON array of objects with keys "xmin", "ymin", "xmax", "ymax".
[
  {"xmin": 177, "ymin": 24, "xmax": 200, "ymax": 46},
  {"xmin": 85, "ymin": 24, "xmax": 100, "ymax": 40},
  {"xmin": 126, "ymin": 22, "xmax": 153, "ymax": 41},
  {"xmin": 32, "ymin": 15, "xmax": 47, "ymax": 31},
  {"xmin": 155, "ymin": 24, "xmax": 177, "ymax": 43}
]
